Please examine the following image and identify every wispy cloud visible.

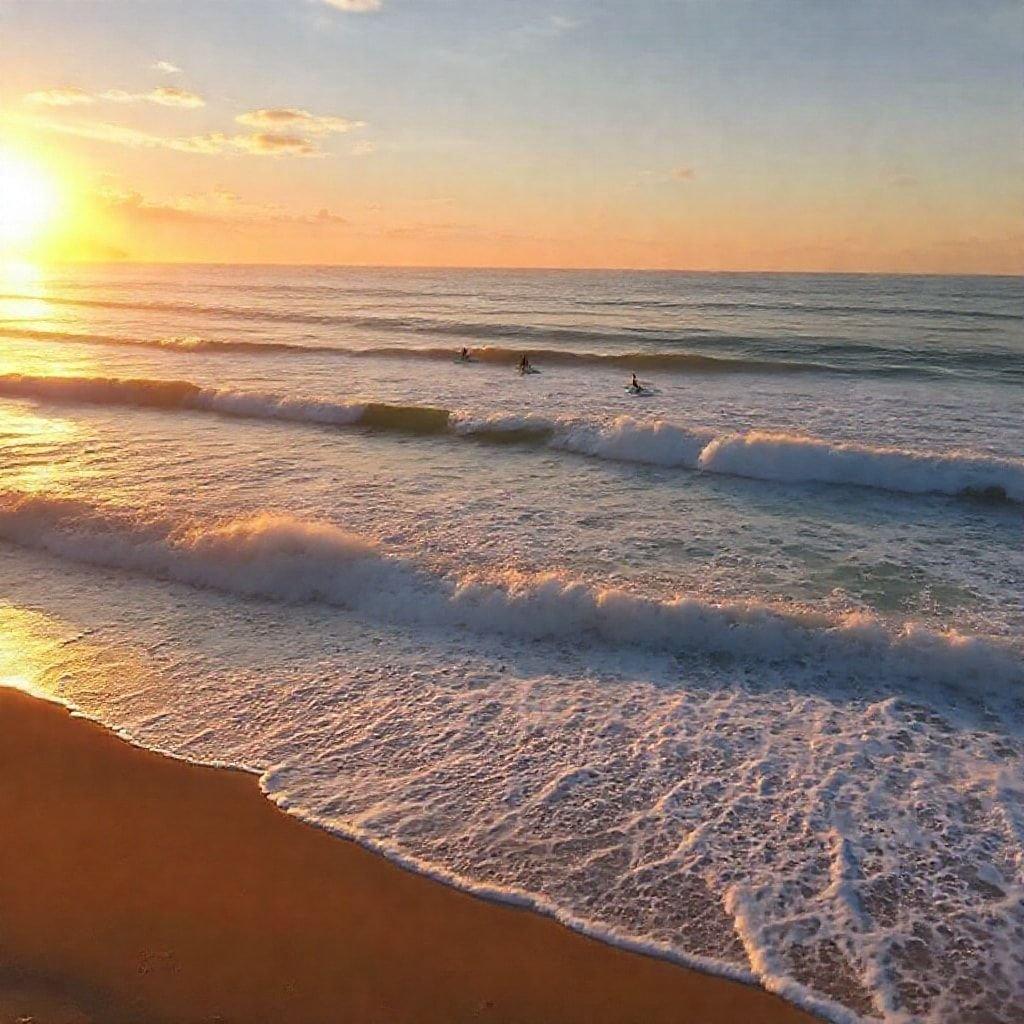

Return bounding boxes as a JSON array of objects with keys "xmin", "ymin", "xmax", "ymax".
[
  {"xmin": 321, "ymin": 0, "xmax": 382, "ymax": 11},
  {"xmin": 384, "ymin": 221, "xmax": 465, "ymax": 240},
  {"xmin": 97, "ymin": 186, "xmax": 227, "ymax": 225},
  {"xmin": 23, "ymin": 87, "xmax": 93, "ymax": 106},
  {"xmin": 26, "ymin": 117, "xmax": 321, "ymax": 157},
  {"xmin": 26, "ymin": 85, "xmax": 205, "ymax": 108},
  {"xmin": 351, "ymin": 140, "xmax": 376, "ymax": 156},
  {"xmin": 103, "ymin": 86, "xmax": 205, "ymax": 108},
  {"xmin": 234, "ymin": 133, "xmax": 320, "ymax": 156},
  {"xmin": 145, "ymin": 86, "xmax": 202, "ymax": 108},
  {"xmin": 518, "ymin": 12, "xmax": 582, "ymax": 41},
  {"xmin": 235, "ymin": 108, "xmax": 364, "ymax": 135},
  {"xmin": 311, "ymin": 208, "xmax": 348, "ymax": 224},
  {"xmin": 631, "ymin": 166, "xmax": 698, "ymax": 188},
  {"xmin": 548, "ymin": 14, "xmax": 581, "ymax": 33},
  {"xmin": 96, "ymin": 186, "xmax": 347, "ymax": 226},
  {"xmin": 153, "ymin": 60, "xmax": 182, "ymax": 75}
]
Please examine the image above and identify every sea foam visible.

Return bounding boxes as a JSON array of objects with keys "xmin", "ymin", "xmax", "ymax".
[
  {"xmin": 0, "ymin": 373, "xmax": 1021, "ymax": 503},
  {"xmin": 0, "ymin": 491, "xmax": 1018, "ymax": 693}
]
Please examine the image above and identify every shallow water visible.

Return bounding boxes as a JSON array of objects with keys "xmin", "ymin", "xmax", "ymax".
[{"xmin": 0, "ymin": 264, "xmax": 1021, "ymax": 1023}]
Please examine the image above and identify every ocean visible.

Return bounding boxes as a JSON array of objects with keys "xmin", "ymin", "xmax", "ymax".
[{"xmin": 0, "ymin": 264, "xmax": 1021, "ymax": 1023}]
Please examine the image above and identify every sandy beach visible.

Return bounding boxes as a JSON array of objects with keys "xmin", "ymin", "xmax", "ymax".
[{"xmin": 0, "ymin": 685, "xmax": 818, "ymax": 1024}]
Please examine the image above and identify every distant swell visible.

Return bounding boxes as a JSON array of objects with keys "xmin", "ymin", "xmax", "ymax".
[
  {"xmin": 0, "ymin": 492, "xmax": 1019, "ymax": 692},
  {"xmin": 3, "ymin": 290, "xmax": 1015, "ymax": 324},
  {"xmin": 1, "ymin": 373, "xmax": 1021, "ymax": 504},
  {"xmin": 5, "ymin": 292, "xmax": 719, "ymax": 342},
  {"xmin": 1, "ymin": 327, "xmax": 847, "ymax": 376},
  {"xmin": 6, "ymin": 324, "xmax": 1020, "ymax": 381},
  {"xmin": 0, "ymin": 326, "xmax": 307, "ymax": 355},
  {"xmin": 366, "ymin": 345, "xmax": 831, "ymax": 374}
]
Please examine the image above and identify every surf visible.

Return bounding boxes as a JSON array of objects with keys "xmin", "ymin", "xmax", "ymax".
[
  {"xmin": 0, "ymin": 372, "xmax": 1021, "ymax": 504},
  {"xmin": 0, "ymin": 490, "xmax": 1019, "ymax": 693}
]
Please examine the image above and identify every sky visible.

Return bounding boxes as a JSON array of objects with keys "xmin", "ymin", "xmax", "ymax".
[{"xmin": 0, "ymin": 0, "xmax": 1021, "ymax": 272}]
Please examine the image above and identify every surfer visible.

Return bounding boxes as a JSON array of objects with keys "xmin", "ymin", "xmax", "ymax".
[
  {"xmin": 518, "ymin": 354, "xmax": 532, "ymax": 373},
  {"xmin": 631, "ymin": 373, "xmax": 640, "ymax": 390},
  {"xmin": 458, "ymin": 347, "xmax": 471, "ymax": 362}
]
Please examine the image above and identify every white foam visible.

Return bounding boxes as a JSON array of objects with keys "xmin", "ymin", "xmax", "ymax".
[
  {"xmin": 459, "ymin": 411, "xmax": 1023, "ymax": 498},
  {"xmin": 194, "ymin": 388, "xmax": 366, "ymax": 426},
  {"xmin": 699, "ymin": 431, "xmax": 1024, "ymax": 502},
  {"xmin": 0, "ymin": 372, "xmax": 1021, "ymax": 503},
  {"xmin": 0, "ymin": 492, "xmax": 1018, "ymax": 696},
  {"xmin": 554, "ymin": 416, "xmax": 715, "ymax": 467},
  {"xmin": 453, "ymin": 412, "xmax": 714, "ymax": 467}
]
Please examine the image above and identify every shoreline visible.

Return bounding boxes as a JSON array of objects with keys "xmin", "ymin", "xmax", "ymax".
[{"xmin": 0, "ymin": 685, "xmax": 819, "ymax": 1024}]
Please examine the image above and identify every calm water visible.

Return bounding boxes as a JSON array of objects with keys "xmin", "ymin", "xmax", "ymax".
[{"xmin": 0, "ymin": 265, "xmax": 1021, "ymax": 1023}]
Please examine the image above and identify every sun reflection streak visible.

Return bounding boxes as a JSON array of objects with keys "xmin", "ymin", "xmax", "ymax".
[
  {"xmin": 0, "ymin": 262, "xmax": 108, "ymax": 376},
  {"xmin": 0, "ymin": 347, "xmax": 97, "ymax": 377},
  {"xmin": 0, "ymin": 259, "xmax": 51, "ymax": 321},
  {"xmin": 0, "ymin": 404, "xmax": 83, "ymax": 492},
  {"xmin": 0, "ymin": 606, "xmax": 80, "ymax": 703},
  {"xmin": 0, "ymin": 604, "xmax": 161, "ymax": 713}
]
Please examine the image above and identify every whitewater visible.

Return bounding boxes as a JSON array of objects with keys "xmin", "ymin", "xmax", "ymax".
[
  {"xmin": 0, "ymin": 372, "xmax": 1020, "ymax": 504},
  {"xmin": 0, "ymin": 265, "xmax": 1021, "ymax": 1024}
]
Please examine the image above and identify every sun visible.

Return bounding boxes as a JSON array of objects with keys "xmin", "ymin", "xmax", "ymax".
[{"xmin": 0, "ymin": 150, "xmax": 59, "ymax": 246}]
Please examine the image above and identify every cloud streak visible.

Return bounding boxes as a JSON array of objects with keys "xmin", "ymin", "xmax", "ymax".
[
  {"xmin": 26, "ymin": 117, "xmax": 321, "ymax": 157},
  {"xmin": 234, "ymin": 133, "xmax": 319, "ymax": 156},
  {"xmin": 96, "ymin": 186, "xmax": 347, "ymax": 226},
  {"xmin": 631, "ymin": 166, "xmax": 698, "ymax": 188},
  {"xmin": 235, "ymin": 107, "xmax": 364, "ymax": 135},
  {"xmin": 26, "ymin": 85, "xmax": 205, "ymax": 108},
  {"xmin": 23, "ymin": 87, "xmax": 94, "ymax": 106},
  {"xmin": 321, "ymin": 0, "xmax": 382, "ymax": 11}
]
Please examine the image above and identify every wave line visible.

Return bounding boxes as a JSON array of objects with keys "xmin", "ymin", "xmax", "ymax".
[
  {"xmin": 0, "ymin": 492, "xmax": 1018, "ymax": 692},
  {"xmin": 1, "ymin": 373, "xmax": 1020, "ymax": 504}
]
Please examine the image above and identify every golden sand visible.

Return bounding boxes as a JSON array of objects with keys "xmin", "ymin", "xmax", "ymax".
[{"xmin": 0, "ymin": 687, "xmax": 818, "ymax": 1024}]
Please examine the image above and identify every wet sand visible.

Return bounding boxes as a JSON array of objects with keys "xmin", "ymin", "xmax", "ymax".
[{"xmin": 0, "ymin": 686, "xmax": 818, "ymax": 1024}]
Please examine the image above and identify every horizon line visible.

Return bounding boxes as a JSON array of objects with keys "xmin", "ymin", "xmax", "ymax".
[{"xmin": 18, "ymin": 259, "xmax": 1022, "ymax": 280}]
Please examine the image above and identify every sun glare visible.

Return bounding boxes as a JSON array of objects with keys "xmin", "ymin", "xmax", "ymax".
[{"xmin": 0, "ymin": 151, "xmax": 59, "ymax": 246}]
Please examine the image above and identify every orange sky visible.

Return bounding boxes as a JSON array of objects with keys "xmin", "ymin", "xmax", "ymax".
[{"xmin": 1, "ymin": 0, "xmax": 1021, "ymax": 273}]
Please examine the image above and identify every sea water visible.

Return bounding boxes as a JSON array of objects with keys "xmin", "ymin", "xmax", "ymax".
[{"xmin": 0, "ymin": 265, "xmax": 1021, "ymax": 1023}]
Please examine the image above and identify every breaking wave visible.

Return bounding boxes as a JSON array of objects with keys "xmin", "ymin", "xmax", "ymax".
[
  {"xmin": 1, "ymin": 372, "xmax": 1021, "ymax": 504},
  {"xmin": 0, "ymin": 491, "xmax": 1019, "ymax": 692}
]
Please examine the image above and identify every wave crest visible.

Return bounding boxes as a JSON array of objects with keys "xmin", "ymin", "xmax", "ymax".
[
  {"xmin": 697, "ymin": 431, "xmax": 1023, "ymax": 502},
  {"xmin": 0, "ymin": 491, "xmax": 1019, "ymax": 692},
  {"xmin": 1, "ymin": 373, "xmax": 1021, "ymax": 504}
]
